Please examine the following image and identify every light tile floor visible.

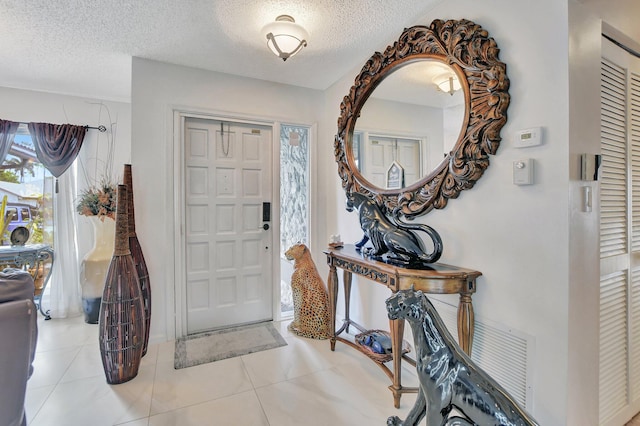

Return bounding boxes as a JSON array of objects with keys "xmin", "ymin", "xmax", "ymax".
[{"xmin": 26, "ymin": 315, "xmax": 419, "ymax": 426}]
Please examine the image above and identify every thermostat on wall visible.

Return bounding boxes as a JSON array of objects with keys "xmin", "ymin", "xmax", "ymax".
[{"xmin": 514, "ymin": 127, "xmax": 543, "ymax": 148}]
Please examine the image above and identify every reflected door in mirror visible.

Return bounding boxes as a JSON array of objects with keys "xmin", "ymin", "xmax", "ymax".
[{"xmin": 355, "ymin": 134, "xmax": 421, "ymax": 189}]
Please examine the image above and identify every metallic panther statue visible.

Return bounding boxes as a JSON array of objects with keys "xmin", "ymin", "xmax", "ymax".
[
  {"xmin": 345, "ymin": 193, "xmax": 442, "ymax": 266},
  {"xmin": 386, "ymin": 289, "xmax": 539, "ymax": 426}
]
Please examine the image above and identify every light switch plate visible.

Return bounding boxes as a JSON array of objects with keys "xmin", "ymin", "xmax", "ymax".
[{"xmin": 513, "ymin": 159, "xmax": 534, "ymax": 185}]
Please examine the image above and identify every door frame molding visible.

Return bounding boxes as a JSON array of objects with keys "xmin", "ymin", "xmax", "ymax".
[{"xmin": 171, "ymin": 108, "xmax": 281, "ymax": 339}]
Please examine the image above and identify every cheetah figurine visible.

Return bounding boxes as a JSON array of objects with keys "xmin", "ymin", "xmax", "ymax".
[{"xmin": 285, "ymin": 243, "xmax": 331, "ymax": 339}]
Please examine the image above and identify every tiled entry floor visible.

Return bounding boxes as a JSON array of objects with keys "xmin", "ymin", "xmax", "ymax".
[
  {"xmin": 25, "ymin": 315, "xmax": 418, "ymax": 425},
  {"xmin": 25, "ymin": 314, "xmax": 640, "ymax": 425}
]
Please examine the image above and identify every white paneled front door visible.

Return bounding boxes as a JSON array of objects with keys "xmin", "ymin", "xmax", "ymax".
[{"xmin": 184, "ymin": 118, "xmax": 273, "ymax": 334}]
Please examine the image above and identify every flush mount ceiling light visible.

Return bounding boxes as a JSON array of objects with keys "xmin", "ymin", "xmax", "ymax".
[
  {"xmin": 263, "ymin": 15, "xmax": 308, "ymax": 61},
  {"xmin": 433, "ymin": 73, "xmax": 462, "ymax": 96}
]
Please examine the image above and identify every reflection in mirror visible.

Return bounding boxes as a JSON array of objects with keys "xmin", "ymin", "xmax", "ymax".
[{"xmin": 353, "ymin": 60, "xmax": 465, "ymax": 190}]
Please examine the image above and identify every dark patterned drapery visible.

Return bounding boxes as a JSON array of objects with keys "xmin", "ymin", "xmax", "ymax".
[
  {"xmin": 27, "ymin": 122, "xmax": 87, "ymax": 179},
  {"xmin": 0, "ymin": 119, "xmax": 20, "ymax": 165}
]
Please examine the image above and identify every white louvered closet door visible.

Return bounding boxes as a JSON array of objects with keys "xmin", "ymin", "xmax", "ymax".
[{"xmin": 599, "ymin": 37, "xmax": 640, "ymax": 426}]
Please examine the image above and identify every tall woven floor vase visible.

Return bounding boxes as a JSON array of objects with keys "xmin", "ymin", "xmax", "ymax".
[
  {"xmin": 99, "ymin": 184, "xmax": 145, "ymax": 384},
  {"xmin": 124, "ymin": 164, "xmax": 151, "ymax": 356}
]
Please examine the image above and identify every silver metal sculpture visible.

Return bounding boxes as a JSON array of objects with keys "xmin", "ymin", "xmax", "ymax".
[{"xmin": 386, "ymin": 289, "xmax": 539, "ymax": 426}]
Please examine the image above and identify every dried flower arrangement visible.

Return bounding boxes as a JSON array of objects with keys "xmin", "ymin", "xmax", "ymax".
[
  {"xmin": 76, "ymin": 180, "xmax": 117, "ymax": 221},
  {"xmin": 75, "ymin": 103, "xmax": 119, "ymax": 221}
]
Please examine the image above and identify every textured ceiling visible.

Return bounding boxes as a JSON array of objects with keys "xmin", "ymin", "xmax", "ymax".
[{"xmin": 0, "ymin": 0, "xmax": 443, "ymax": 102}]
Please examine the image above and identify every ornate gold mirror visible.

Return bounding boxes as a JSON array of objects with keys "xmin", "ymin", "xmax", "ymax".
[{"xmin": 335, "ymin": 19, "xmax": 510, "ymax": 219}]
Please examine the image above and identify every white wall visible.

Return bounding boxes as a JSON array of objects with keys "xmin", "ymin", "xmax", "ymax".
[
  {"xmin": 581, "ymin": 0, "xmax": 640, "ymax": 51},
  {"xmin": 321, "ymin": 1, "xmax": 572, "ymax": 424},
  {"xmin": 130, "ymin": 58, "xmax": 323, "ymax": 344},
  {"xmin": 0, "ymin": 86, "xmax": 132, "ymax": 264}
]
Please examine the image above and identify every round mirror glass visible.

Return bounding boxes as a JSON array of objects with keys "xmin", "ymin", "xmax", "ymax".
[{"xmin": 352, "ymin": 60, "xmax": 465, "ymax": 190}]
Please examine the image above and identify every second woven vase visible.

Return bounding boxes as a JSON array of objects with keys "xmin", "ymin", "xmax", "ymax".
[{"xmin": 124, "ymin": 164, "xmax": 151, "ymax": 356}]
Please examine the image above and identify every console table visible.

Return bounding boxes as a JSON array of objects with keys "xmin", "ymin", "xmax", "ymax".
[
  {"xmin": 0, "ymin": 244, "xmax": 54, "ymax": 319},
  {"xmin": 324, "ymin": 244, "xmax": 481, "ymax": 408}
]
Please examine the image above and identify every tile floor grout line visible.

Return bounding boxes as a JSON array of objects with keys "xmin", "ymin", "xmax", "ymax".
[
  {"xmin": 253, "ymin": 386, "xmax": 273, "ymax": 426},
  {"xmin": 30, "ymin": 342, "xmax": 85, "ymax": 425},
  {"xmin": 240, "ymin": 351, "xmax": 303, "ymax": 391},
  {"xmin": 240, "ymin": 354, "xmax": 259, "ymax": 390},
  {"xmin": 25, "ymin": 384, "xmax": 54, "ymax": 426},
  {"xmin": 146, "ymin": 388, "xmax": 262, "ymax": 423},
  {"xmin": 142, "ymin": 344, "xmax": 160, "ymax": 423}
]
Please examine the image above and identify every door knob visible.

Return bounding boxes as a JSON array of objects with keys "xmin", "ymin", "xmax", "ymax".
[{"xmin": 263, "ymin": 223, "xmax": 270, "ymax": 230}]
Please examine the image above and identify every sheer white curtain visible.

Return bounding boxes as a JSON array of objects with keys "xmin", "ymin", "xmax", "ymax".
[{"xmin": 47, "ymin": 163, "xmax": 82, "ymax": 318}]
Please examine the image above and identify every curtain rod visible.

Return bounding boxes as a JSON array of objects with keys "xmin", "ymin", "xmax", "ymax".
[{"xmin": 15, "ymin": 121, "xmax": 107, "ymax": 133}]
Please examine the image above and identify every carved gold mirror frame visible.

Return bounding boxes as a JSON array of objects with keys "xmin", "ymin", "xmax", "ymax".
[{"xmin": 335, "ymin": 19, "xmax": 510, "ymax": 218}]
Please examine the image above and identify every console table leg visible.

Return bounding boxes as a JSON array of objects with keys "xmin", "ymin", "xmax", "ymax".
[
  {"xmin": 389, "ymin": 317, "xmax": 405, "ymax": 408},
  {"xmin": 343, "ymin": 270, "xmax": 352, "ymax": 333},
  {"xmin": 328, "ymin": 263, "xmax": 338, "ymax": 351},
  {"xmin": 457, "ymin": 290, "xmax": 475, "ymax": 356}
]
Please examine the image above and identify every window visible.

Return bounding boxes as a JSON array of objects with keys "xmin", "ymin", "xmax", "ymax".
[
  {"xmin": 280, "ymin": 124, "xmax": 310, "ymax": 315},
  {"xmin": 0, "ymin": 124, "xmax": 54, "ymax": 247}
]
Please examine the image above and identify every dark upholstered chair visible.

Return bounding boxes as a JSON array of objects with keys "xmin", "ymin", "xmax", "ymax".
[{"xmin": 0, "ymin": 269, "xmax": 38, "ymax": 426}]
